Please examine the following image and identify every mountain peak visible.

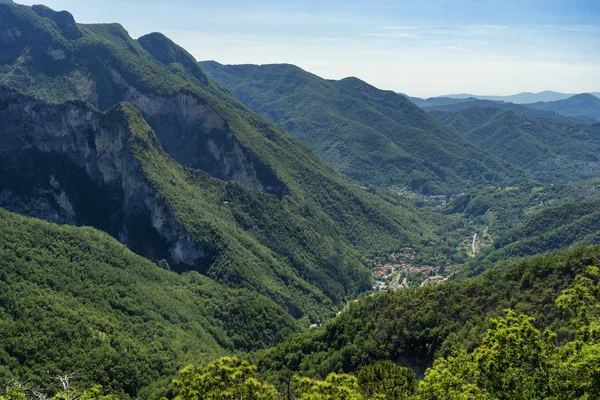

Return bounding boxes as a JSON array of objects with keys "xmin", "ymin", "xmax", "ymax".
[
  {"xmin": 31, "ymin": 4, "xmax": 82, "ymax": 39},
  {"xmin": 138, "ymin": 32, "xmax": 208, "ymax": 86},
  {"xmin": 570, "ymin": 93, "xmax": 600, "ymax": 102}
]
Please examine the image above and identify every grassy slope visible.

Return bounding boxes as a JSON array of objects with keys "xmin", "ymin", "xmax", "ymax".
[
  {"xmin": 432, "ymin": 107, "xmax": 600, "ymax": 182},
  {"xmin": 200, "ymin": 61, "xmax": 515, "ymax": 194},
  {"xmin": 0, "ymin": 3, "xmax": 454, "ymax": 318},
  {"xmin": 0, "ymin": 208, "xmax": 299, "ymax": 398}
]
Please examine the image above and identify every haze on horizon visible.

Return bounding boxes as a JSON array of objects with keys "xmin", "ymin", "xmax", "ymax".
[{"xmin": 17, "ymin": 0, "xmax": 600, "ymax": 98}]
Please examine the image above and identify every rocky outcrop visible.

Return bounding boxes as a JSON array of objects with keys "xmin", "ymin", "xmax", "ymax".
[
  {"xmin": 107, "ymin": 67, "xmax": 287, "ymax": 197},
  {"xmin": 0, "ymin": 3, "xmax": 287, "ymax": 197},
  {"xmin": 0, "ymin": 86, "xmax": 208, "ymax": 268}
]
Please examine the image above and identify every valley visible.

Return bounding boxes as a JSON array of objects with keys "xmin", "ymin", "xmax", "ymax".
[{"xmin": 0, "ymin": 1, "xmax": 599, "ymax": 399}]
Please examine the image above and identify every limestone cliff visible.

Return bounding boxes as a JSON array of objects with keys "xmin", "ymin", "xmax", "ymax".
[{"xmin": 0, "ymin": 87, "xmax": 206, "ymax": 267}]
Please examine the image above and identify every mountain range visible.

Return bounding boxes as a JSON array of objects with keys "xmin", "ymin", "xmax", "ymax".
[
  {"xmin": 2, "ymin": 2, "xmax": 600, "ymax": 399},
  {"xmin": 525, "ymin": 93, "xmax": 600, "ymax": 120},
  {"xmin": 430, "ymin": 106, "xmax": 600, "ymax": 182},
  {"xmin": 200, "ymin": 61, "xmax": 515, "ymax": 194},
  {"xmin": 0, "ymin": 2, "xmax": 445, "ymax": 323},
  {"xmin": 433, "ymin": 90, "xmax": 600, "ymax": 104}
]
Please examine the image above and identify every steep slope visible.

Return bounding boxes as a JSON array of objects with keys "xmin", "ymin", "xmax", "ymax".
[
  {"xmin": 432, "ymin": 107, "xmax": 600, "ymax": 182},
  {"xmin": 0, "ymin": 208, "xmax": 299, "ymax": 398},
  {"xmin": 443, "ymin": 179, "xmax": 600, "ymax": 238},
  {"xmin": 254, "ymin": 246, "xmax": 600, "ymax": 381},
  {"xmin": 0, "ymin": 3, "xmax": 445, "ymax": 319},
  {"xmin": 481, "ymin": 199, "xmax": 600, "ymax": 264},
  {"xmin": 200, "ymin": 61, "xmax": 515, "ymax": 194},
  {"xmin": 525, "ymin": 93, "xmax": 600, "ymax": 120}
]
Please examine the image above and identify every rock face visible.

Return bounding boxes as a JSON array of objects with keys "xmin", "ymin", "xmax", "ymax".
[
  {"xmin": 0, "ymin": 87, "xmax": 207, "ymax": 267},
  {"xmin": 0, "ymin": 3, "xmax": 286, "ymax": 197},
  {"xmin": 108, "ymin": 71, "xmax": 286, "ymax": 196}
]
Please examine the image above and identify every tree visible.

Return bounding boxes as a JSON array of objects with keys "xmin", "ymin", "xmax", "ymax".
[
  {"xmin": 2, "ymin": 382, "xmax": 27, "ymax": 400},
  {"xmin": 0, "ymin": 380, "xmax": 114, "ymax": 400},
  {"xmin": 173, "ymin": 357, "xmax": 277, "ymax": 400},
  {"xmin": 357, "ymin": 361, "xmax": 416, "ymax": 399},
  {"xmin": 417, "ymin": 310, "xmax": 557, "ymax": 400},
  {"xmin": 556, "ymin": 265, "xmax": 600, "ymax": 342},
  {"xmin": 294, "ymin": 373, "xmax": 364, "ymax": 400},
  {"xmin": 417, "ymin": 350, "xmax": 489, "ymax": 400}
]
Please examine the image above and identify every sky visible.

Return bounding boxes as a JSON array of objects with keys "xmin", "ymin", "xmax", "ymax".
[{"xmin": 17, "ymin": 0, "xmax": 600, "ymax": 98}]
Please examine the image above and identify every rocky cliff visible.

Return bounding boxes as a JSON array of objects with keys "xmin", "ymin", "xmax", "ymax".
[{"xmin": 0, "ymin": 86, "xmax": 206, "ymax": 267}]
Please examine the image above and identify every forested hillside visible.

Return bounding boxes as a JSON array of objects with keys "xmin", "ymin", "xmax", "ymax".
[
  {"xmin": 0, "ymin": 2, "xmax": 457, "ymax": 320},
  {"xmin": 1, "ymin": 2, "xmax": 600, "ymax": 400},
  {"xmin": 432, "ymin": 107, "xmax": 600, "ymax": 182},
  {"xmin": 424, "ymin": 99, "xmax": 589, "ymax": 121},
  {"xmin": 200, "ymin": 61, "xmax": 515, "ymax": 194},
  {"xmin": 0, "ymin": 209, "xmax": 299, "ymax": 398},
  {"xmin": 252, "ymin": 246, "xmax": 600, "ymax": 392},
  {"xmin": 525, "ymin": 93, "xmax": 600, "ymax": 120}
]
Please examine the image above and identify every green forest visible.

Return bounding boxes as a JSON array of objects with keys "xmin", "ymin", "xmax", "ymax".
[{"xmin": 1, "ymin": 1, "xmax": 600, "ymax": 399}]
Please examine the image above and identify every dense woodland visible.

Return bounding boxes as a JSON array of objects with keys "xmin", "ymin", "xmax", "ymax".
[{"xmin": 1, "ymin": 2, "xmax": 600, "ymax": 399}]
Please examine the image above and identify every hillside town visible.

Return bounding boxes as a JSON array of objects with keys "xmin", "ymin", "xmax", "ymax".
[{"xmin": 368, "ymin": 248, "xmax": 455, "ymax": 291}]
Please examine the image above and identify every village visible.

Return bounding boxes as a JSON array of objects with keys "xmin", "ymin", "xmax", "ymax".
[{"xmin": 367, "ymin": 248, "xmax": 455, "ymax": 292}]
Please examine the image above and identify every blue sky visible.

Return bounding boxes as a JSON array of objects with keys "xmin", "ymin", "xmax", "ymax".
[{"xmin": 18, "ymin": 0, "xmax": 600, "ymax": 97}]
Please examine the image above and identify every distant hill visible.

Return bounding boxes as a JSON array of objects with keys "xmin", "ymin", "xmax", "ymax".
[
  {"xmin": 489, "ymin": 199, "xmax": 600, "ymax": 261},
  {"xmin": 432, "ymin": 107, "xmax": 600, "ymax": 182},
  {"xmin": 439, "ymin": 91, "xmax": 595, "ymax": 104},
  {"xmin": 400, "ymin": 94, "xmax": 478, "ymax": 108},
  {"xmin": 424, "ymin": 99, "xmax": 590, "ymax": 122},
  {"xmin": 524, "ymin": 93, "xmax": 600, "ymax": 120},
  {"xmin": 201, "ymin": 61, "xmax": 516, "ymax": 194}
]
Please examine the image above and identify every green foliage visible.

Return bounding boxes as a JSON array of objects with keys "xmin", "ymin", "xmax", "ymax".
[
  {"xmin": 357, "ymin": 361, "xmax": 416, "ymax": 399},
  {"xmin": 0, "ymin": 382, "xmax": 115, "ymax": 400},
  {"xmin": 173, "ymin": 357, "xmax": 277, "ymax": 400},
  {"xmin": 200, "ymin": 62, "xmax": 515, "ymax": 194},
  {"xmin": 433, "ymin": 107, "xmax": 600, "ymax": 182},
  {"xmin": 254, "ymin": 246, "xmax": 600, "ymax": 381},
  {"xmin": 416, "ymin": 267, "xmax": 600, "ymax": 399},
  {"xmin": 294, "ymin": 373, "xmax": 363, "ymax": 400},
  {"xmin": 460, "ymin": 196, "xmax": 600, "ymax": 274},
  {"xmin": 0, "ymin": 209, "xmax": 299, "ymax": 398},
  {"xmin": 0, "ymin": 3, "xmax": 455, "ymax": 320},
  {"xmin": 526, "ymin": 93, "xmax": 600, "ymax": 120}
]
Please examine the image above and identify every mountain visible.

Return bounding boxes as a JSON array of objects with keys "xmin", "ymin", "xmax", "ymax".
[
  {"xmin": 431, "ymin": 107, "xmax": 600, "ymax": 182},
  {"xmin": 524, "ymin": 93, "xmax": 600, "ymax": 120},
  {"xmin": 423, "ymin": 98, "xmax": 591, "ymax": 122},
  {"xmin": 440, "ymin": 91, "xmax": 589, "ymax": 104},
  {"xmin": 0, "ymin": 208, "xmax": 300, "ymax": 397},
  {"xmin": 400, "ymin": 94, "xmax": 478, "ymax": 108},
  {"xmin": 0, "ymin": 3, "xmax": 447, "ymax": 320},
  {"xmin": 200, "ymin": 61, "xmax": 516, "ymax": 194},
  {"xmin": 483, "ymin": 199, "xmax": 600, "ymax": 262}
]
